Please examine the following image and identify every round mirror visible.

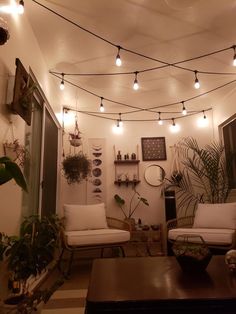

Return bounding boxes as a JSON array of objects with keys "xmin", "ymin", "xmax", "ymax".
[{"xmin": 144, "ymin": 164, "xmax": 165, "ymax": 187}]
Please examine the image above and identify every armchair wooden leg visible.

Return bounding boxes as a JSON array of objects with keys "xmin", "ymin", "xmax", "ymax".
[
  {"xmin": 57, "ymin": 248, "xmax": 65, "ymax": 273},
  {"xmin": 65, "ymin": 251, "xmax": 75, "ymax": 278},
  {"xmin": 119, "ymin": 245, "xmax": 125, "ymax": 257}
]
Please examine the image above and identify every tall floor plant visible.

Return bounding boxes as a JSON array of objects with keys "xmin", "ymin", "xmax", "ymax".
[{"xmin": 165, "ymin": 137, "xmax": 230, "ymax": 216}]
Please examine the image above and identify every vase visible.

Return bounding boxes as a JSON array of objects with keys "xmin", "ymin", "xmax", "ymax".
[{"xmin": 172, "ymin": 234, "xmax": 212, "ymax": 272}]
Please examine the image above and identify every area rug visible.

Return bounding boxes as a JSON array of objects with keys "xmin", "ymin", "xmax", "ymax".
[{"xmin": 41, "ymin": 289, "xmax": 87, "ymax": 314}]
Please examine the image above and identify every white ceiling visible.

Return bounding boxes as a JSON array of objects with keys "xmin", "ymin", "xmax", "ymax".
[{"xmin": 25, "ymin": 0, "xmax": 236, "ymax": 122}]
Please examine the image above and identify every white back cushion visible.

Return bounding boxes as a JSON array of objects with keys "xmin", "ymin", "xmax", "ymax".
[
  {"xmin": 64, "ymin": 203, "xmax": 108, "ymax": 231},
  {"xmin": 193, "ymin": 203, "xmax": 236, "ymax": 229}
]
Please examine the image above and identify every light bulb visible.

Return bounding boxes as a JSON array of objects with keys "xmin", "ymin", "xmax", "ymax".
[
  {"xmin": 100, "ymin": 97, "xmax": 105, "ymax": 112},
  {"xmin": 133, "ymin": 72, "xmax": 139, "ymax": 90},
  {"xmin": 60, "ymin": 80, "xmax": 65, "ymax": 90},
  {"xmin": 118, "ymin": 113, "xmax": 123, "ymax": 126},
  {"xmin": 197, "ymin": 115, "xmax": 208, "ymax": 128},
  {"xmin": 181, "ymin": 101, "xmax": 187, "ymax": 115},
  {"xmin": 18, "ymin": 0, "xmax": 24, "ymax": 14},
  {"xmin": 116, "ymin": 55, "xmax": 122, "ymax": 66},
  {"xmin": 233, "ymin": 55, "xmax": 236, "ymax": 66},
  {"xmin": 60, "ymin": 73, "xmax": 65, "ymax": 90},
  {"xmin": 158, "ymin": 112, "xmax": 163, "ymax": 125},
  {"xmin": 194, "ymin": 79, "xmax": 200, "ymax": 89},
  {"xmin": 169, "ymin": 118, "xmax": 180, "ymax": 133},
  {"xmin": 115, "ymin": 46, "xmax": 122, "ymax": 66},
  {"xmin": 194, "ymin": 71, "xmax": 200, "ymax": 89}
]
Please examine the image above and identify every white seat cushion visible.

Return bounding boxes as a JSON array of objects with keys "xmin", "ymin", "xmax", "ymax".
[
  {"xmin": 168, "ymin": 228, "xmax": 235, "ymax": 245},
  {"xmin": 65, "ymin": 228, "xmax": 130, "ymax": 246}
]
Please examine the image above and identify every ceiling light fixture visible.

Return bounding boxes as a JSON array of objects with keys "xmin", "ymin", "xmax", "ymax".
[
  {"xmin": 18, "ymin": 0, "xmax": 24, "ymax": 14},
  {"xmin": 60, "ymin": 73, "xmax": 65, "ymax": 90},
  {"xmin": 133, "ymin": 71, "xmax": 139, "ymax": 90},
  {"xmin": 100, "ymin": 97, "xmax": 105, "ymax": 112},
  {"xmin": 158, "ymin": 112, "xmax": 163, "ymax": 125},
  {"xmin": 181, "ymin": 101, "xmax": 187, "ymax": 115},
  {"xmin": 194, "ymin": 71, "xmax": 200, "ymax": 89},
  {"xmin": 115, "ymin": 46, "xmax": 122, "ymax": 67}
]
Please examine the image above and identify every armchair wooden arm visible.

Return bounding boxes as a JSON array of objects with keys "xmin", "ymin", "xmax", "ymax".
[
  {"xmin": 166, "ymin": 216, "xmax": 195, "ymax": 232},
  {"xmin": 106, "ymin": 217, "xmax": 131, "ymax": 231}
]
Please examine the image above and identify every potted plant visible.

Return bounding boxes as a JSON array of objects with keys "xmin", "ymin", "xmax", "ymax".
[
  {"xmin": 62, "ymin": 152, "xmax": 91, "ymax": 184},
  {"xmin": 3, "ymin": 214, "xmax": 63, "ymax": 310},
  {"xmin": 114, "ymin": 188, "xmax": 149, "ymax": 229},
  {"xmin": 164, "ymin": 137, "xmax": 230, "ymax": 216},
  {"xmin": 0, "ymin": 156, "xmax": 27, "ymax": 191}
]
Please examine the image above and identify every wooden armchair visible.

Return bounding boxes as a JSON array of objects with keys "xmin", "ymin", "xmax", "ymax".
[
  {"xmin": 58, "ymin": 203, "xmax": 131, "ymax": 277},
  {"xmin": 166, "ymin": 203, "xmax": 236, "ymax": 254}
]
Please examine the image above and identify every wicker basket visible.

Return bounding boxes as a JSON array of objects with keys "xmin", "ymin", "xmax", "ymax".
[{"xmin": 172, "ymin": 234, "xmax": 212, "ymax": 272}]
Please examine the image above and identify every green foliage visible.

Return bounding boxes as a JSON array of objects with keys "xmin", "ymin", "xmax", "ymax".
[
  {"xmin": 114, "ymin": 188, "xmax": 149, "ymax": 219},
  {"xmin": 62, "ymin": 153, "xmax": 91, "ymax": 184},
  {"xmin": 0, "ymin": 156, "xmax": 27, "ymax": 191},
  {"xmin": 5, "ymin": 215, "xmax": 63, "ymax": 287},
  {"xmin": 165, "ymin": 137, "xmax": 230, "ymax": 216}
]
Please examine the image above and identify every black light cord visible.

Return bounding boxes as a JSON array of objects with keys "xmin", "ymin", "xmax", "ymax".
[
  {"xmin": 63, "ymin": 106, "xmax": 212, "ymax": 123},
  {"xmin": 33, "ymin": 0, "xmax": 236, "ymax": 77},
  {"xmin": 51, "ymin": 72, "xmax": 236, "ymax": 114}
]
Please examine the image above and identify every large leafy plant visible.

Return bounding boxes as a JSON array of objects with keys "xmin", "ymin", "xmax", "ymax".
[
  {"xmin": 165, "ymin": 137, "xmax": 230, "ymax": 216},
  {"xmin": 5, "ymin": 214, "xmax": 62, "ymax": 293},
  {"xmin": 114, "ymin": 188, "xmax": 149, "ymax": 219},
  {"xmin": 0, "ymin": 156, "xmax": 27, "ymax": 191}
]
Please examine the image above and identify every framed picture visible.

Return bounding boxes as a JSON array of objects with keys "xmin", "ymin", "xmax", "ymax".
[{"xmin": 141, "ymin": 137, "xmax": 167, "ymax": 161}]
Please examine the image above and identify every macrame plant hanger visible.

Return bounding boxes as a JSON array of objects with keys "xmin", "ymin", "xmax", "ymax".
[{"xmin": 2, "ymin": 121, "xmax": 27, "ymax": 167}]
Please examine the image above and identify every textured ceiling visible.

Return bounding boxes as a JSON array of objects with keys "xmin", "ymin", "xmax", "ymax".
[{"xmin": 25, "ymin": 0, "xmax": 236, "ymax": 121}]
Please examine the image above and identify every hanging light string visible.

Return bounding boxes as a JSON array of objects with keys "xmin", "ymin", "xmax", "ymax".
[
  {"xmin": 63, "ymin": 106, "xmax": 212, "ymax": 123},
  {"xmin": 51, "ymin": 71, "xmax": 236, "ymax": 114},
  {"xmin": 32, "ymin": 1, "xmax": 236, "ymax": 78}
]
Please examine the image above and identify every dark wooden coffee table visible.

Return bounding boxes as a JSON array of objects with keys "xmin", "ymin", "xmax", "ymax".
[{"xmin": 85, "ymin": 255, "xmax": 236, "ymax": 313}]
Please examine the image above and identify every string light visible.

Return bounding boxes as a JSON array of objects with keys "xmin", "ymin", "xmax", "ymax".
[
  {"xmin": 115, "ymin": 46, "xmax": 122, "ymax": 67},
  {"xmin": 194, "ymin": 71, "xmax": 200, "ymax": 89},
  {"xmin": 158, "ymin": 112, "xmax": 163, "ymax": 125},
  {"xmin": 118, "ymin": 113, "xmax": 123, "ymax": 126},
  {"xmin": 32, "ymin": 0, "xmax": 236, "ymax": 83},
  {"xmin": 18, "ymin": 0, "xmax": 24, "ymax": 14},
  {"xmin": 100, "ymin": 97, "xmax": 105, "ymax": 112},
  {"xmin": 233, "ymin": 46, "xmax": 236, "ymax": 66},
  {"xmin": 197, "ymin": 110, "xmax": 208, "ymax": 127},
  {"xmin": 170, "ymin": 118, "xmax": 180, "ymax": 133},
  {"xmin": 60, "ymin": 73, "xmax": 65, "ymax": 90},
  {"xmin": 133, "ymin": 72, "xmax": 139, "ymax": 90},
  {"xmin": 182, "ymin": 101, "xmax": 187, "ymax": 115}
]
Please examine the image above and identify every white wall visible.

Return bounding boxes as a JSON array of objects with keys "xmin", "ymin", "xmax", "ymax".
[
  {"xmin": 61, "ymin": 109, "xmax": 215, "ymax": 226},
  {"xmin": 1, "ymin": 7, "xmax": 235, "ymax": 235},
  {"xmin": 0, "ymin": 12, "xmax": 60, "ymax": 235}
]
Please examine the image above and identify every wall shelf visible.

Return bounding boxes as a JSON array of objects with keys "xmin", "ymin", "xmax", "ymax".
[
  {"xmin": 113, "ymin": 145, "xmax": 140, "ymax": 186},
  {"xmin": 114, "ymin": 180, "xmax": 140, "ymax": 186}
]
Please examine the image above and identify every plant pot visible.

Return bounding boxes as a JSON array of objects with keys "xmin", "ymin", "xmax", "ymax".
[
  {"xmin": 172, "ymin": 234, "xmax": 212, "ymax": 272},
  {"xmin": 69, "ymin": 138, "xmax": 82, "ymax": 147},
  {"xmin": 3, "ymin": 294, "xmax": 26, "ymax": 313}
]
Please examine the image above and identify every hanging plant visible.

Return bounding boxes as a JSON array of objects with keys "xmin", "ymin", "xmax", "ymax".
[{"xmin": 62, "ymin": 153, "xmax": 91, "ymax": 184}]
